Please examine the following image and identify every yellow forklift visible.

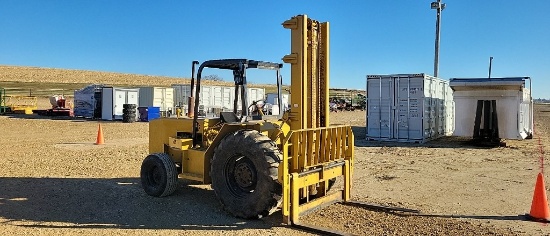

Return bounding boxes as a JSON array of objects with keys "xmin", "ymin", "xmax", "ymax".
[{"xmin": 141, "ymin": 14, "xmax": 416, "ymax": 234}]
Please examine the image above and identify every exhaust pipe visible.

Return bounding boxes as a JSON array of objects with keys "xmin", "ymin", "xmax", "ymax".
[{"xmin": 188, "ymin": 60, "xmax": 199, "ymax": 118}]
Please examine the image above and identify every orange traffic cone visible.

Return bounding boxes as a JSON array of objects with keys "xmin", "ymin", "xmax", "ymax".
[
  {"xmin": 529, "ymin": 172, "xmax": 550, "ymax": 221},
  {"xmin": 95, "ymin": 123, "xmax": 105, "ymax": 145}
]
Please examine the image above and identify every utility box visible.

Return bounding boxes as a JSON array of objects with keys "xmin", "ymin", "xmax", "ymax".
[
  {"xmin": 449, "ymin": 77, "xmax": 533, "ymax": 140},
  {"xmin": 138, "ymin": 87, "xmax": 174, "ymax": 113},
  {"xmin": 138, "ymin": 106, "xmax": 160, "ymax": 122},
  {"xmin": 101, "ymin": 87, "xmax": 139, "ymax": 120},
  {"xmin": 366, "ymin": 73, "xmax": 454, "ymax": 143}
]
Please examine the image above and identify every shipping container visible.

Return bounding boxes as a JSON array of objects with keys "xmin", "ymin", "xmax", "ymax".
[
  {"xmin": 171, "ymin": 84, "xmax": 265, "ymax": 117},
  {"xmin": 138, "ymin": 87, "xmax": 174, "ymax": 113},
  {"xmin": 266, "ymin": 93, "xmax": 290, "ymax": 111},
  {"xmin": 212, "ymin": 86, "xmax": 234, "ymax": 111},
  {"xmin": 450, "ymin": 77, "xmax": 533, "ymax": 140},
  {"xmin": 171, "ymin": 84, "xmax": 217, "ymax": 116},
  {"xmin": 365, "ymin": 73, "xmax": 454, "ymax": 143},
  {"xmin": 101, "ymin": 87, "xmax": 139, "ymax": 120},
  {"xmin": 248, "ymin": 87, "xmax": 265, "ymax": 105},
  {"xmin": 236, "ymin": 87, "xmax": 266, "ymax": 111},
  {"xmin": 73, "ymin": 84, "xmax": 104, "ymax": 118}
]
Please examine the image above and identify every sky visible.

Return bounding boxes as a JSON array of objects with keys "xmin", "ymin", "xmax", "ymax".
[{"xmin": 0, "ymin": 1, "xmax": 548, "ymax": 98}]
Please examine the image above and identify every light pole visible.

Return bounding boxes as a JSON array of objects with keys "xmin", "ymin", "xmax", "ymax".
[
  {"xmin": 431, "ymin": 0, "xmax": 446, "ymax": 78},
  {"xmin": 488, "ymin": 56, "xmax": 493, "ymax": 79}
]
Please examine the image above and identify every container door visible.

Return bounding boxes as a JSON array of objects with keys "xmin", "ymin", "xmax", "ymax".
[
  {"xmin": 138, "ymin": 87, "xmax": 152, "ymax": 108},
  {"xmin": 101, "ymin": 88, "xmax": 113, "ymax": 120},
  {"xmin": 200, "ymin": 86, "xmax": 212, "ymax": 114},
  {"xmin": 174, "ymin": 85, "xmax": 188, "ymax": 106},
  {"xmin": 397, "ymin": 77, "xmax": 425, "ymax": 140},
  {"xmin": 222, "ymin": 87, "xmax": 232, "ymax": 111},
  {"xmin": 127, "ymin": 90, "xmax": 139, "ymax": 105},
  {"xmin": 212, "ymin": 86, "xmax": 222, "ymax": 108},
  {"xmin": 395, "ymin": 77, "xmax": 408, "ymax": 140},
  {"xmin": 163, "ymin": 88, "xmax": 174, "ymax": 112},
  {"xmin": 152, "ymin": 87, "xmax": 163, "ymax": 109},
  {"xmin": 249, "ymin": 88, "xmax": 258, "ymax": 105},
  {"xmin": 172, "ymin": 85, "xmax": 181, "ymax": 107},
  {"xmin": 113, "ymin": 90, "xmax": 126, "ymax": 119},
  {"xmin": 422, "ymin": 78, "xmax": 435, "ymax": 139},
  {"xmin": 257, "ymin": 89, "xmax": 265, "ymax": 103},
  {"xmin": 183, "ymin": 85, "xmax": 191, "ymax": 114},
  {"xmin": 435, "ymin": 81, "xmax": 444, "ymax": 136},
  {"xmin": 366, "ymin": 77, "xmax": 393, "ymax": 139}
]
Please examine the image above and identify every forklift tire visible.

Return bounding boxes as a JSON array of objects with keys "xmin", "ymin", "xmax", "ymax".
[
  {"xmin": 211, "ymin": 130, "xmax": 282, "ymax": 219},
  {"xmin": 140, "ymin": 153, "xmax": 178, "ymax": 197}
]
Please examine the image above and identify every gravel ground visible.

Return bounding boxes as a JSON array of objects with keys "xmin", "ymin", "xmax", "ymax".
[{"xmin": 1, "ymin": 99, "xmax": 549, "ymax": 235}]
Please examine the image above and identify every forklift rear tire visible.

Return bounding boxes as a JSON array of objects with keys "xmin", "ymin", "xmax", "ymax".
[
  {"xmin": 140, "ymin": 153, "xmax": 178, "ymax": 197},
  {"xmin": 211, "ymin": 130, "xmax": 282, "ymax": 219}
]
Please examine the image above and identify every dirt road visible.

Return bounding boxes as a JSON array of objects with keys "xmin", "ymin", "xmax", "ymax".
[{"xmin": 1, "ymin": 101, "xmax": 549, "ymax": 235}]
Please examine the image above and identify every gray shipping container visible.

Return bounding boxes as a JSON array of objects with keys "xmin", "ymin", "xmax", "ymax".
[
  {"xmin": 138, "ymin": 87, "xmax": 174, "ymax": 112},
  {"xmin": 365, "ymin": 73, "xmax": 454, "ymax": 143}
]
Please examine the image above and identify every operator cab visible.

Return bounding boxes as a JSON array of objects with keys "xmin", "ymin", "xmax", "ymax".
[{"xmin": 189, "ymin": 59, "xmax": 285, "ymax": 147}]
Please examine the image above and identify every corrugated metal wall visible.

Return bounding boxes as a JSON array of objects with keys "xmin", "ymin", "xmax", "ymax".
[
  {"xmin": 365, "ymin": 74, "xmax": 454, "ymax": 143},
  {"xmin": 171, "ymin": 84, "xmax": 265, "ymax": 117},
  {"xmin": 138, "ymin": 87, "xmax": 174, "ymax": 112}
]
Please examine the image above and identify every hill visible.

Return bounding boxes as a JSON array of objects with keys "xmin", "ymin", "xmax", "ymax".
[
  {"xmin": 0, "ymin": 65, "xmax": 277, "ymax": 96},
  {"xmin": 0, "ymin": 65, "xmax": 365, "ymax": 97}
]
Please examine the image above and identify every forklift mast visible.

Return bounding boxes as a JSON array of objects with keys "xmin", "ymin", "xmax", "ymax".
[{"xmin": 283, "ymin": 15, "xmax": 330, "ymax": 130}]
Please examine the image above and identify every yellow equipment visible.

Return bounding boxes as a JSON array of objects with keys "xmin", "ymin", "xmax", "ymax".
[
  {"xmin": 0, "ymin": 87, "xmax": 6, "ymax": 114},
  {"xmin": 141, "ymin": 14, "xmax": 408, "ymax": 234},
  {"xmin": 5, "ymin": 96, "xmax": 37, "ymax": 114}
]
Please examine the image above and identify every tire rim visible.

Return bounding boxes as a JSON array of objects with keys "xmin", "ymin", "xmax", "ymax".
[{"xmin": 224, "ymin": 155, "xmax": 257, "ymax": 198}]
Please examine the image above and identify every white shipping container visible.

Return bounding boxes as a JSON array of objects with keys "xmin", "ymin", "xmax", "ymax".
[
  {"xmin": 138, "ymin": 87, "xmax": 174, "ymax": 112},
  {"xmin": 365, "ymin": 73, "xmax": 454, "ymax": 143},
  {"xmin": 450, "ymin": 77, "xmax": 533, "ymax": 140},
  {"xmin": 172, "ymin": 84, "xmax": 221, "ymax": 109},
  {"xmin": 101, "ymin": 87, "xmax": 139, "ymax": 120},
  {"xmin": 266, "ymin": 93, "xmax": 290, "ymax": 111},
  {"xmin": 248, "ymin": 88, "xmax": 265, "ymax": 105},
  {"xmin": 172, "ymin": 84, "xmax": 265, "ymax": 116},
  {"xmin": 236, "ymin": 87, "xmax": 266, "ymax": 111},
  {"xmin": 212, "ymin": 86, "xmax": 234, "ymax": 110}
]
